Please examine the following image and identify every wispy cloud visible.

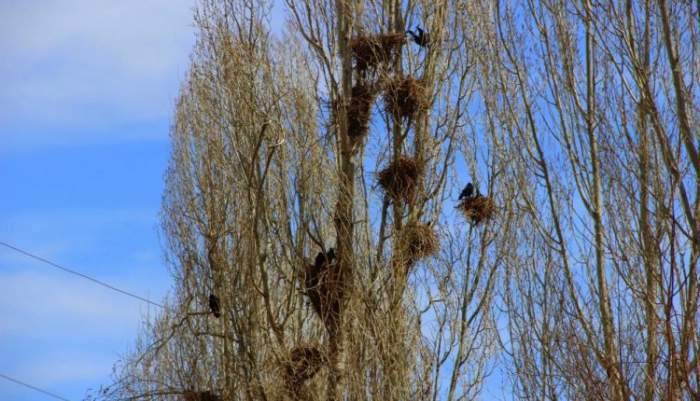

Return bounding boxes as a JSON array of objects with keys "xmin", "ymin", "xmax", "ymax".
[
  {"xmin": 0, "ymin": 259, "xmax": 170, "ymax": 392},
  {"xmin": 0, "ymin": 270, "xmax": 143, "ymax": 338},
  {"xmin": 0, "ymin": 272, "xmax": 160, "ymax": 401},
  {"xmin": 0, "ymin": 0, "xmax": 196, "ymax": 149}
]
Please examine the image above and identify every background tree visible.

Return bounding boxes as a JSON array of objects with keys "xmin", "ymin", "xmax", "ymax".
[{"xmin": 467, "ymin": 0, "xmax": 700, "ymax": 399}]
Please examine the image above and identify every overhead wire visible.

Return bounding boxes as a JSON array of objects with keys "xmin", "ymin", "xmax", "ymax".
[
  {"xmin": 0, "ymin": 372, "xmax": 73, "ymax": 401},
  {"xmin": 0, "ymin": 240, "xmax": 173, "ymax": 313}
]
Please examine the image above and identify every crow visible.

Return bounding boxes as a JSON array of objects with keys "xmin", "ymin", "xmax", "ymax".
[
  {"xmin": 459, "ymin": 183, "xmax": 475, "ymax": 201},
  {"xmin": 407, "ymin": 26, "xmax": 430, "ymax": 48},
  {"xmin": 209, "ymin": 294, "xmax": 221, "ymax": 318},
  {"xmin": 314, "ymin": 251, "xmax": 326, "ymax": 269},
  {"xmin": 315, "ymin": 248, "xmax": 337, "ymax": 269}
]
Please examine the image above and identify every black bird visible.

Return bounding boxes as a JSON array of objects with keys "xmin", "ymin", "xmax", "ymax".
[
  {"xmin": 407, "ymin": 26, "xmax": 430, "ymax": 48},
  {"xmin": 314, "ymin": 251, "xmax": 326, "ymax": 269},
  {"xmin": 315, "ymin": 248, "xmax": 337, "ymax": 269},
  {"xmin": 459, "ymin": 183, "xmax": 475, "ymax": 201},
  {"xmin": 209, "ymin": 294, "xmax": 221, "ymax": 318}
]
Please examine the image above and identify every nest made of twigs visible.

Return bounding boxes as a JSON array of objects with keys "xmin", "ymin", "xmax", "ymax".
[
  {"xmin": 396, "ymin": 224, "xmax": 440, "ymax": 264},
  {"xmin": 457, "ymin": 195, "xmax": 496, "ymax": 225},
  {"xmin": 377, "ymin": 157, "xmax": 425, "ymax": 201},
  {"xmin": 383, "ymin": 76, "xmax": 429, "ymax": 121},
  {"xmin": 182, "ymin": 390, "xmax": 220, "ymax": 401},
  {"xmin": 283, "ymin": 346, "xmax": 327, "ymax": 390},
  {"xmin": 303, "ymin": 253, "xmax": 342, "ymax": 330},
  {"xmin": 348, "ymin": 82, "xmax": 376, "ymax": 140},
  {"xmin": 351, "ymin": 33, "xmax": 405, "ymax": 73}
]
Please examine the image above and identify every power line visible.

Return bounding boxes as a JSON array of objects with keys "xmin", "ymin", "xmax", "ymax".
[
  {"xmin": 0, "ymin": 240, "xmax": 172, "ymax": 313},
  {"xmin": 0, "ymin": 372, "xmax": 73, "ymax": 401}
]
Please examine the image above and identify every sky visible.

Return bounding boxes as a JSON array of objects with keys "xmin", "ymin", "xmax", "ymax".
[{"xmin": 0, "ymin": 1, "xmax": 197, "ymax": 400}]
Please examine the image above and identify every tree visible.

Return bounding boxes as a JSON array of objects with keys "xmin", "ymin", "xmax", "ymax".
[
  {"xmin": 94, "ymin": 0, "xmax": 700, "ymax": 400},
  {"xmin": 95, "ymin": 0, "xmax": 499, "ymax": 400},
  {"xmin": 469, "ymin": 0, "xmax": 700, "ymax": 399}
]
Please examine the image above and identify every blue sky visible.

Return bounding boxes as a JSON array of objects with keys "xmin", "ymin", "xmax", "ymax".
[{"xmin": 0, "ymin": 1, "xmax": 196, "ymax": 400}]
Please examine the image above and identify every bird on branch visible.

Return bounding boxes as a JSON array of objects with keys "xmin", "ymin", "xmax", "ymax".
[
  {"xmin": 407, "ymin": 26, "xmax": 430, "ymax": 48},
  {"xmin": 209, "ymin": 294, "xmax": 221, "ymax": 318},
  {"xmin": 459, "ymin": 182, "xmax": 476, "ymax": 201},
  {"xmin": 315, "ymin": 248, "xmax": 337, "ymax": 269}
]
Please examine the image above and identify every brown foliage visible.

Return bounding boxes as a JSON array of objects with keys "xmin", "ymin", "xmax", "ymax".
[
  {"xmin": 351, "ymin": 33, "xmax": 405, "ymax": 73},
  {"xmin": 457, "ymin": 196, "xmax": 496, "ymax": 225},
  {"xmin": 383, "ymin": 77, "xmax": 429, "ymax": 121},
  {"xmin": 378, "ymin": 157, "xmax": 425, "ymax": 201}
]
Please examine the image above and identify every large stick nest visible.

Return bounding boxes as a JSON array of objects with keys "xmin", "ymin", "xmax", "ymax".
[
  {"xmin": 396, "ymin": 224, "xmax": 440, "ymax": 265},
  {"xmin": 457, "ymin": 195, "xmax": 496, "ymax": 225},
  {"xmin": 303, "ymin": 252, "xmax": 341, "ymax": 331},
  {"xmin": 182, "ymin": 390, "xmax": 220, "ymax": 401},
  {"xmin": 383, "ymin": 77, "xmax": 429, "ymax": 121},
  {"xmin": 351, "ymin": 33, "xmax": 405, "ymax": 73},
  {"xmin": 377, "ymin": 157, "xmax": 426, "ymax": 201},
  {"xmin": 347, "ymin": 82, "xmax": 376, "ymax": 141},
  {"xmin": 283, "ymin": 346, "xmax": 327, "ymax": 392}
]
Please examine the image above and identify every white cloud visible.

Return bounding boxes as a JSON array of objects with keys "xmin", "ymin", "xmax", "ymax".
[{"xmin": 0, "ymin": 0, "xmax": 197, "ymax": 148}]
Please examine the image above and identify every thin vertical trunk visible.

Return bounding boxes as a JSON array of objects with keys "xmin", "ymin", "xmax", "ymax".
[
  {"xmin": 384, "ymin": 1, "xmax": 410, "ymax": 397},
  {"xmin": 585, "ymin": 1, "xmax": 623, "ymax": 399},
  {"xmin": 639, "ymin": 109, "xmax": 659, "ymax": 401},
  {"xmin": 330, "ymin": 0, "xmax": 355, "ymax": 399},
  {"xmin": 631, "ymin": 3, "xmax": 659, "ymax": 398},
  {"xmin": 658, "ymin": 5, "xmax": 700, "ymax": 394}
]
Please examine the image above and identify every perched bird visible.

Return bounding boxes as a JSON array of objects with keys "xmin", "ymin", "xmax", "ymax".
[
  {"xmin": 407, "ymin": 26, "xmax": 430, "ymax": 48},
  {"xmin": 314, "ymin": 251, "xmax": 326, "ymax": 269},
  {"xmin": 459, "ymin": 183, "xmax": 475, "ymax": 200},
  {"xmin": 209, "ymin": 294, "xmax": 221, "ymax": 318},
  {"xmin": 315, "ymin": 248, "xmax": 337, "ymax": 269}
]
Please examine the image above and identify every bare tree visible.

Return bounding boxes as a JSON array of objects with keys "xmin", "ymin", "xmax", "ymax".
[
  {"xmin": 470, "ymin": 0, "xmax": 700, "ymax": 399},
  {"xmin": 93, "ymin": 0, "xmax": 500, "ymax": 400},
  {"xmin": 91, "ymin": 0, "xmax": 700, "ymax": 400}
]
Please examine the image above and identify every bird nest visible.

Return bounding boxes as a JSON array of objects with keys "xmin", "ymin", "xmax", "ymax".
[
  {"xmin": 378, "ymin": 157, "xmax": 425, "ymax": 201},
  {"xmin": 383, "ymin": 77, "xmax": 429, "ymax": 121},
  {"xmin": 457, "ymin": 196, "xmax": 496, "ymax": 225},
  {"xmin": 283, "ymin": 346, "xmax": 327, "ymax": 392},
  {"xmin": 347, "ymin": 82, "xmax": 376, "ymax": 141},
  {"xmin": 182, "ymin": 390, "xmax": 220, "ymax": 401},
  {"xmin": 303, "ymin": 252, "xmax": 342, "ymax": 331},
  {"xmin": 396, "ymin": 224, "xmax": 440, "ymax": 264},
  {"xmin": 351, "ymin": 33, "xmax": 405, "ymax": 73}
]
